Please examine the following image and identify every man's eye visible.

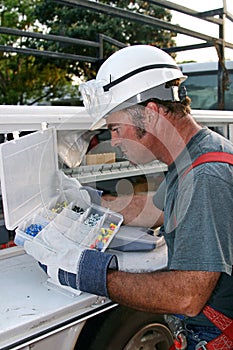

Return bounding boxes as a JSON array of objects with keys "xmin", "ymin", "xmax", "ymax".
[{"xmin": 112, "ymin": 127, "xmax": 119, "ymax": 133}]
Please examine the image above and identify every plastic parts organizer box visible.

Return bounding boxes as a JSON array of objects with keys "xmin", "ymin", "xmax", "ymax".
[{"xmin": 0, "ymin": 128, "xmax": 123, "ymax": 253}]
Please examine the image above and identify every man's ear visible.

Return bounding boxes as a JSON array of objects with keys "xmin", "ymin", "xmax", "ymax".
[{"xmin": 144, "ymin": 101, "xmax": 159, "ymax": 133}]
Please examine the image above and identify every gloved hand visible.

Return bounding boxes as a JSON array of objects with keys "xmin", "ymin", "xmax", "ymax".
[
  {"xmin": 80, "ymin": 186, "xmax": 103, "ymax": 206},
  {"xmin": 24, "ymin": 226, "xmax": 118, "ymax": 296}
]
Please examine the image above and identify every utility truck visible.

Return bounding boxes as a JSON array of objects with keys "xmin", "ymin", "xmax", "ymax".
[
  {"xmin": 179, "ymin": 60, "xmax": 233, "ymax": 111},
  {"xmin": 0, "ymin": 105, "xmax": 232, "ymax": 350}
]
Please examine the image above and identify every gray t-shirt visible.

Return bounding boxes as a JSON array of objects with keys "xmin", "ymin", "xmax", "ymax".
[{"xmin": 154, "ymin": 127, "xmax": 233, "ymax": 325}]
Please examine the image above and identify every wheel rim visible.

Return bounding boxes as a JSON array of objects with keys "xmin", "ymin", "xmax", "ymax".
[{"xmin": 123, "ymin": 323, "xmax": 173, "ymax": 350}]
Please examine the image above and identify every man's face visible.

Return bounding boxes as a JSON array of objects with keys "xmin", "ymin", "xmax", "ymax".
[{"xmin": 106, "ymin": 109, "xmax": 156, "ymax": 165}]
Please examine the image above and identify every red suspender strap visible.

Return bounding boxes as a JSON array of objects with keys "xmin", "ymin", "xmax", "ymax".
[
  {"xmin": 181, "ymin": 152, "xmax": 233, "ymax": 349},
  {"xmin": 182, "ymin": 152, "xmax": 233, "ymax": 178},
  {"xmin": 203, "ymin": 305, "xmax": 233, "ymax": 341},
  {"xmin": 202, "ymin": 305, "xmax": 233, "ymax": 349},
  {"xmin": 177, "ymin": 151, "xmax": 233, "ymax": 227}
]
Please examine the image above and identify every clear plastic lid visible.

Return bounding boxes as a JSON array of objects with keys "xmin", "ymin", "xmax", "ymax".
[{"xmin": 0, "ymin": 128, "xmax": 59, "ymax": 230}]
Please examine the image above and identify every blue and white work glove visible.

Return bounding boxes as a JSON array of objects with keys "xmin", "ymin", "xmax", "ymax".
[
  {"xmin": 24, "ymin": 227, "xmax": 118, "ymax": 297},
  {"xmin": 80, "ymin": 186, "xmax": 103, "ymax": 206},
  {"xmin": 57, "ymin": 171, "xmax": 102, "ymax": 207}
]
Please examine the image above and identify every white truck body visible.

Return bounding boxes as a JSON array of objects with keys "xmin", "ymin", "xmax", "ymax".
[{"xmin": 0, "ymin": 106, "xmax": 232, "ymax": 350}]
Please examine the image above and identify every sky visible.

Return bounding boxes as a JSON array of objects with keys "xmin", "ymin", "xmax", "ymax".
[{"xmin": 170, "ymin": 0, "xmax": 233, "ymax": 63}]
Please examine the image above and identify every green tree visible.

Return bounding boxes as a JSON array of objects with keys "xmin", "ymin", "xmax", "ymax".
[
  {"xmin": 35, "ymin": 0, "xmax": 176, "ymax": 80},
  {"xmin": 0, "ymin": 0, "xmax": 78, "ymax": 105},
  {"xmin": 0, "ymin": 0, "xmax": 176, "ymax": 105}
]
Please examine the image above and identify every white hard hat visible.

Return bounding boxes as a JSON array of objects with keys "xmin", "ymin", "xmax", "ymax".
[{"xmin": 79, "ymin": 45, "xmax": 187, "ymax": 129}]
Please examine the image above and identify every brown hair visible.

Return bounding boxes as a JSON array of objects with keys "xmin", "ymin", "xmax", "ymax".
[{"xmin": 150, "ymin": 79, "xmax": 191, "ymax": 117}]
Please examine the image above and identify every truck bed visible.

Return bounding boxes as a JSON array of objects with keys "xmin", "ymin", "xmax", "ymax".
[{"xmin": 0, "ymin": 243, "xmax": 167, "ymax": 349}]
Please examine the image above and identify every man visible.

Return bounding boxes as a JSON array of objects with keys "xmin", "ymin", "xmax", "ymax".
[{"xmin": 25, "ymin": 45, "xmax": 233, "ymax": 349}]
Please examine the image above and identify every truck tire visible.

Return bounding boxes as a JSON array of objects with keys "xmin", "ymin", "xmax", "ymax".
[{"xmin": 75, "ymin": 305, "xmax": 173, "ymax": 350}]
